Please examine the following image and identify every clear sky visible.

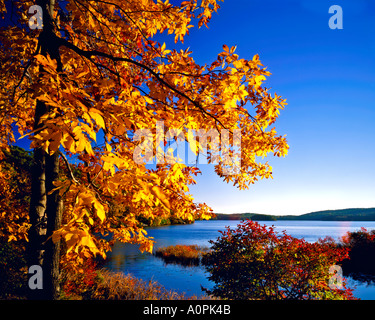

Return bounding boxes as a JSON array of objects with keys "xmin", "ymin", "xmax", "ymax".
[
  {"xmin": 13, "ymin": 0, "xmax": 375, "ymax": 216},
  {"xmin": 170, "ymin": 0, "xmax": 375, "ymax": 215}
]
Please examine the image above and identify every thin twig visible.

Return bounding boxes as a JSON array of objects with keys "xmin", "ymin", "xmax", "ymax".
[{"xmin": 58, "ymin": 150, "xmax": 80, "ymax": 184}]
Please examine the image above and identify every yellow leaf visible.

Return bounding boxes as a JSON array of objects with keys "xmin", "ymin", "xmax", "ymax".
[
  {"xmin": 136, "ymin": 178, "xmax": 150, "ymax": 193},
  {"xmin": 62, "ymin": 133, "xmax": 75, "ymax": 153},
  {"xmin": 8, "ymin": 235, "xmax": 17, "ymax": 242},
  {"xmin": 187, "ymin": 130, "xmax": 199, "ymax": 155},
  {"xmin": 80, "ymin": 235, "xmax": 98, "ymax": 251},
  {"xmin": 233, "ymin": 59, "xmax": 243, "ymax": 69},
  {"xmin": 35, "ymin": 54, "xmax": 57, "ymax": 71},
  {"xmin": 85, "ymin": 142, "xmax": 94, "ymax": 156},
  {"xmin": 144, "ymin": 95, "xmax": 154, "ymax": 104},
  {"xmin": 75, "ymin": 137, "xmax": 86, "ymax": 153},
  {"xmin": 48, "ymin": 131, "xmax": 62, "ymax": 154},
  {"xmin": 151, "ymin": 185, "xmax": 170, "ymax": 210},
  {"xmin": 139, "ymin": 240, "xmax": 154, "ymax": 254},
  {"xmin": 93, "ymin": 198, "xmax": 106, "ymax": 223},
  {"xmin": 89, "ymin": 109, "xmax": 105, "ymax": 129},
  {"xmin": 80, "ymin": 123, "xmax": 96, "ymax": 141}
]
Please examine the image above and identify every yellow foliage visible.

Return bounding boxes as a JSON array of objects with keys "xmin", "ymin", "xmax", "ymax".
[{"xmin": 0, "ymin": 0, "xmax": 288, "ymax": 264}]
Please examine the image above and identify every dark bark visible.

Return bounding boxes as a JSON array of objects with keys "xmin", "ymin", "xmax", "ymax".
[
  {"xmin": 43, "ymin": 152, "xmax": 63, "ymax": 300},
  {"xmin": 27, "ymin": 0, "xmax": 63, "ymax": 300},
  {"xmin": 27, "ymin": 105, "xmax": 63, "ymax": 300},
  {"xmin": 27, "ymin": 102, "xmax": 47, "ymax": 299}
]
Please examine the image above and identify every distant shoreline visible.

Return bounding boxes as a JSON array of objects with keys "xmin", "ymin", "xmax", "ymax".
[{"xmin": 212, "ymin": 207, "xmax": 375, "ymax": 221}]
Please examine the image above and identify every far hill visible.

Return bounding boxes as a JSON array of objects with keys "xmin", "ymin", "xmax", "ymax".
[
  {"xmin": 213, "ymin": 213, "xmax": 277, "ymax": 221},
  {"xmin": 214, "ymin": 208, "xmax": 375, "ymax": 221}
]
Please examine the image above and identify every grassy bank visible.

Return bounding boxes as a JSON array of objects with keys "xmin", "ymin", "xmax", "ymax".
[
  {"xmin": 61, "ymin": 267, "xmax": 206, "ymax": 300},
  {"xmin": 154, "ymin": 244, "xmax": 210, "ymax": 266}
]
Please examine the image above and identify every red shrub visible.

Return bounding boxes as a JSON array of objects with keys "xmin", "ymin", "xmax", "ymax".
[
  {"xmin": 62, "ymin": 258, "xmax": 98, "ymax": 299},
  {"xmin": 202, "ymin": 220, "xmax": 356, "ymax": 300}
]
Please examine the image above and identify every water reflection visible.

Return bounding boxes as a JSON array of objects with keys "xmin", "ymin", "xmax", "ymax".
[
  {"xmin": 346, "ymin": 275, "xmax": 375, "ymax": 300},
  {"xmin": 109, "ymin": 243, "xmax": 151, "ymax": 270},
  {"xmin": 104, "ymin": 220, "xmax": 375, "ymax": 299},
  {"xmin": 106, "ymin": 243, "xmax": 213, "ymax": 296}
]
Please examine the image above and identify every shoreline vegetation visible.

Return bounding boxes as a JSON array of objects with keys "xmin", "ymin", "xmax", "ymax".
[
  {"xmin": 153, "ymin": 226, "xmax": 375, "ymax": 300},
  {"xmin": 1, "ymin": 222, "xmax": 375, "ymax": 300},
  {"xmin": 213, "ymin": 208, "xmax": 375, "ymax": 221},
  {"xmin": 153, "ymin": 229, "xmax": 375, "ymax": 282},
  {"xmin": 153, "ymin": 229, "xmax": 375, "ymax": 279},
  {"xmin": 140, "ymin": 208, "xmax": 375, "ymax": 226},
  {"xmin": 61, "ymin": 266, "xmax": 210, "ymax": 300},
  {"xmin": 139, "ymin": 207, "xmax": 375, "ymax": 228}
]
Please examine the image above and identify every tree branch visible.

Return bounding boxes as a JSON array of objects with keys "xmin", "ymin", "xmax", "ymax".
[
  {"xmin": 58, "ymin": 151, "xmax": 80, "ymax": 184},
  {"xmin": 55, "ymin": 36, "xmax": 228, "ymax": 129}
]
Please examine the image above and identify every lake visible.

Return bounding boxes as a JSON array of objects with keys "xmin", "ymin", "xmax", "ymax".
[{"xmin": 104, "ymin": 220, "xmax": 375, "ymax": 300}]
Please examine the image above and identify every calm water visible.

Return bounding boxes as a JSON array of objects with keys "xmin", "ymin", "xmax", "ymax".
[{"xmin": 104, "ymin": 220, "xmax": 375, "ymax": 300}]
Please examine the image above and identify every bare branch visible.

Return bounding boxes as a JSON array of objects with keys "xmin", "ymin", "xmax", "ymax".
[{"xmin": 58, "ymin": 151, "xmax": 80, "ymax": 184}]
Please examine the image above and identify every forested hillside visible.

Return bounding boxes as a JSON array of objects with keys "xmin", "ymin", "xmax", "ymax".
[{"xmin": 215, "ymin": 208, "xmax": 375, "ymax": 221}]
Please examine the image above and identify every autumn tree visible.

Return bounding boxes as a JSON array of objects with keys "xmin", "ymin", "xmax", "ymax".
[{"xmin": 0, "ymin": 0, "xmax": 288, "ymax": 299}]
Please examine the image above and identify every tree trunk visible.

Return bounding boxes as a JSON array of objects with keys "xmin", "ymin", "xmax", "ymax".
[
  {"xmin": 27, "ymin": 151, "xmax": 46, "ymax": 265},
  {"xmin": 43, "ymin": 152, "xmax": 63, "ymax": 300},
  {"xmin": 27, "ymin": 0, "xmax": 63, "ymax": 300},
  {"xmin": 27, "ymin": 107, "xmax": 63, "ymax": 300},
  {"xmin": 27, "ymin": 102, "xmax": 47, "ymax": 299}
]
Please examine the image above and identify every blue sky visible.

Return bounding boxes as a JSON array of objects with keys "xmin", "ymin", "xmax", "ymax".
[{"xmin": 172, "ymin": 0, "xmax": 375, "ymax": 215}]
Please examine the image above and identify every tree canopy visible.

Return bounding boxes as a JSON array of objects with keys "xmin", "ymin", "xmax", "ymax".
[{"xmin": 0, "ymin": 0, "xmax": 288, "ymax": 297}]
